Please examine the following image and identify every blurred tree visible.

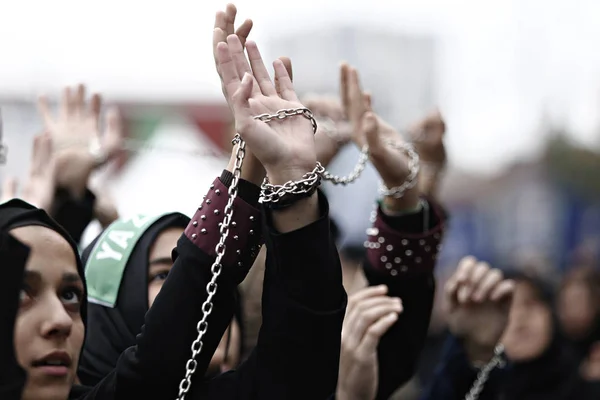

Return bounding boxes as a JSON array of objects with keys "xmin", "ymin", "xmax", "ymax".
[{"xmin": 544, "ymin": 128, "xmax": 600, "ymax": 201}]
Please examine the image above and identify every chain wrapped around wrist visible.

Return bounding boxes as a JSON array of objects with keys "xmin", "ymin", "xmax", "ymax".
[
  {"xmin": 465, "ymin": 344, "xmax": 506, "ymax": 400},
  {"xmin": 378, "ymin": 141, "xmax": 420, "ymax": 199},
  {"xmin": 260, "ymin": 162, "xmax": 324, "ymax": 209},
  {"xmin": 254, "ymin": 107, "xmax": 324, "ymax": 209}
]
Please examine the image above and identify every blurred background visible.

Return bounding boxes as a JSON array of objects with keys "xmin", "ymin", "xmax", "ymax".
[{"xmin": 2, "ymin": 0, "xmax": 600, "ymax": 271}]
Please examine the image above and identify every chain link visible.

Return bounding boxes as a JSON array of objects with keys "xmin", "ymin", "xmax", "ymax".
[
  {"xmin": 259, "ymin": 162, "xmax": 324, "ymax": 204},
  {"xmin": 176, "ymin": 107, "xmax": 316, "ymax": 398},
  {"xmin": 464, "ymin": 344, "xmax": 506, "ymax": 400},
  {"xmin": 176, "ymin": 134, "xmax": 246, "ymax": 400},
  {"xmin": 254, "ymin": 107, "xmax": 318, "ymax": 134},
  {"xmin": 322, "ymin": 145, "xmax": 369, "ymax": 185},
  {"xmin": 378, "ymin": 142, "xmax": 420, "ymax": 198}
]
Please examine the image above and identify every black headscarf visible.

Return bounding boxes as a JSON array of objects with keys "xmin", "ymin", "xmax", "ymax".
[
  {"xmin": 0, "ymin": 199, "xmax": 87, "ymax": 323},
  {"xmin": 501, "ymin": 270, "xmax": 590, "ymax": 400},
  {"xmin": 77, "ymin": 212, "xmax": 189, "ymax": 386}
]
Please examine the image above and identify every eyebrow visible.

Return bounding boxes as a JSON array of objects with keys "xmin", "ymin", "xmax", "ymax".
[
  {"xmin": 148, "ymin": 257, "xmax": 173, "ymax": 267},
  {"xmin": 62, "ymin": 272, "xmax": 83, "ymax": 285},
  {"xmin": 23, "ymin": 270, "xmax": 42, "ymax": 284},
  {"xmin": 23, "ymin": 271, "xmax": 83, "ymax": 287}
]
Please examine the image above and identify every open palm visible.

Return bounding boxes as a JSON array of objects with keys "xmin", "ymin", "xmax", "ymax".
[{"xmin": 216, "ymin": 35, "xmax": 316, "ymax": 183}]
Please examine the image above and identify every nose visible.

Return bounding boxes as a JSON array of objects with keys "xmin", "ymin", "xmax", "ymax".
[{"xmin": 40, "ymin": 296, "xmax": 73, "ymax": 339}]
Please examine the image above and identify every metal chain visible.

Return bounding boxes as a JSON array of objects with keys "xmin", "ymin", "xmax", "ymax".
[
  {"xmin": 378, "ymin": 141, "xmax": 420, "ymax": 198},
  {"xmin": 254, "ymin": 107, "xmax": 318, "ymax": 134},
  {"xmin": 464, "ymin": 344, "xmax": 506, "ymax": 400},
  {"xmin": 176, "ymin": 107, "xmax": 315, "ymax": 398},
  {"xmin": 322, "ymin": 145, "xmax": 369, "ymax": 185},
  {"xmin": 259, "ymin": 162, "xmax": 325, "ymax": 204},
  {"xmin": 176, "ymin": 134, "xmax": 246, "ymax": 400}
]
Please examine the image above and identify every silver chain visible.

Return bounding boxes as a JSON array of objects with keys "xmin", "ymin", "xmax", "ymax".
[
  {"xmin": 176, "ymin": 134, "xmax": 246, "ymax": 400},
  {"xmin": 259, "ymin": 162, "xmax": 325, "ymax": 204},
  {"xmin": 176, "ymin": 107, "xmax": 314, "ymax": 398},
  {"xmin": 378, "ymin": 141, "xmax": 420, "ymax": 198},
  {"xmin": 322, "ymin": 144, "xmax": 369, "ymax": 185},
  {"xmin": 254, "ymin": 107, "xmax": 318, "ymax": 134},
  {"xmin": 464, "ymin": 344, "xmax": 506, "ymax": 400}
]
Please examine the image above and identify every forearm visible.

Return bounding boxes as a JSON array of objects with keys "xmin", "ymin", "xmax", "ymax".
[
  {"xmin": 108, "ymin": 172, "xmax": 263, "ymax": 398},
  {"xmin": 364, "ymin": 198, "xmax": 447, "ymax": 399},
  {"xmin": 256, "ymin": 191, "xmax": 346, "ymax": 399}
]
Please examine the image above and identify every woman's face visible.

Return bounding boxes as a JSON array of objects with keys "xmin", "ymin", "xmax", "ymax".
[
  {"xmin": 558, "ymin": 281, "xmax": 597, "ymax": 340},
  {"xmin": 147, "ymin": 227, "xmax": 184, "ymax": 307},
  {"xmin": 502, "ymin": 281, "xmax": 553, "ymax": 362},
  {"xmin": 11, "ymin": 226, "xmax": 85, "ymax": 400}
]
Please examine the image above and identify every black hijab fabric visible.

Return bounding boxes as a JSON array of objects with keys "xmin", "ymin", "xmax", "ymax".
[
  {"xmin": 0, "ymin": 199, "xmax": 88, "ymax": 400},
  {"xmin": 0, "ymin": 199, "xmax": 87, "ymax": 323},
  {"xmin": 77, "ymin": 213, "xmax": 189, "ymax": 386}
]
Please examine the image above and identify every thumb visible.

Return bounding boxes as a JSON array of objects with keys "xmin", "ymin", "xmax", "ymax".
[{"xmin": 363, "ymin": 111, "xmax": 381, "ymax": 151}]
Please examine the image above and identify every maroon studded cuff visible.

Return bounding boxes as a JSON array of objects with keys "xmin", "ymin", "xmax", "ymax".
[
  {"xmin": 185, "ymin": 177, "xmax": 263, "ymax": 271},
  {"xmin": 365, "ymin": 205, "xmax": 445, "ymax": 277}
]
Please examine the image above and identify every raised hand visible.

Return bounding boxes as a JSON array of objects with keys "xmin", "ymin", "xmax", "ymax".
[
  {"xmin": 337, "ymin": 286, "xmax": 402, "ymax": 400},
  {"xmin": 409, "ymin": 110, "xmax": 447, "ymax": 198},
  {"xmin": 340, "ymin": 63, "xmax": 419, "ymax": 211},
  {"xmin": 213, "ymin": 4, "xmax": 293, "ymax": 104},
  {"xmin": 445, "ymin": 256, "xmax": 514, "ymax": 364},
  {"xmin": 0, "ymin": 133, "xmax": 56, "ymax": 210},
  {"xmin": 215, "ymin": 35, "xmax": 316, "ymax": 185},
  {"xmin": 21, "ymin": 133, "xmax": 56, "ymax": 211},
  {"xmin": 37, "ymin": 85, "xmax": 123, "ymax": 197},
  {"xmin": 303, "ymin": 94, "xmax": 353, "ymax": 166},
  {"xmin": 409, "ymin": 109, "xmax": 446, "ymax": 165},
  {"xmin": 0, "ymin": 177, "xmax": 18, "ymax": 203}
]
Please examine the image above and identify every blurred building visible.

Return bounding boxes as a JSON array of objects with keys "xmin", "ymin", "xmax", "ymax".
[{"xmin": 268, "ymin": 27, "xmax": 438, "ymax": 247}]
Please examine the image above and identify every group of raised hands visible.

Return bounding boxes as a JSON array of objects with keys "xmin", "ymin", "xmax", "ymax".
[{"xmin": 1, "ymin": 86, "xmax": 122, "ymax": 226}]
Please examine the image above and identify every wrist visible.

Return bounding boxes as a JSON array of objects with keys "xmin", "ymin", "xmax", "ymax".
[
  {"xmin": 335, "ymin": 388, "xmax": 361, "ymax": 400},
  {"xmin": 463, "ymin": 338, "xmax": 497, "ymax": 366},
  {"xmin": 226, "ymin": 146, "xmax": 265, "ymax": 187},
  {"xmin": 266, "ymin": 163, "xmax": 318, "ymax": 186},
  {"xmin": 382, "ymin": 187, "xmax": 420, "ymax": 213}
]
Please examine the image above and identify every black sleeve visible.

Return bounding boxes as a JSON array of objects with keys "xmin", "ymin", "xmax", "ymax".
[
  {"xmin": 363, "ymin": 200, "xmax": 446, "ymax": 400},
  {"xmin": 51, "ymin": 188, "xmax": 96, "ymax": 243},
  {"xmin": 78, "ymin": 173, "xmax": 262, "ymax": 399},
  {"xmin": 195, "ymin": 191, "xmax": 346, "ymax": 399},
  {"xmin": 0, "ymin": 233, "xmax": 30, "ymax": 400}
]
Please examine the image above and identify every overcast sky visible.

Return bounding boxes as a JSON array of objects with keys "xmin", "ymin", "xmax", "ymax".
[{"xmin": 1, "ymin": 0, "xmax": 600, "ymax": 173}]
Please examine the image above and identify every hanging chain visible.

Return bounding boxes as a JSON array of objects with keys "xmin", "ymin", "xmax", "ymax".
[
  {"xmin": 464, "ymin": 344, "xmax": 506, "ymax": 400},
  {"xmin": 176, "ymin": 107, "xmax": 315, "ymax": 399},
  {"xmin": 378, "ymin": 141, "xmax": 420, "ymax": 198},
  {"xmin": 322, "ymin": 144, "xmax": 369, "ymax": 185},
  {"xmin": 176, "ymin": 134, "xmax": 245, "ymax": 400}
]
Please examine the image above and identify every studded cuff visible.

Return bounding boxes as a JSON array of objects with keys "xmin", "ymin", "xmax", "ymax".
[
  {"xmin": 365, "ymin": 203, "xmax": 445, "ymax": 277},
  {"xmin": 185, "ymin": 177, "xmax": 263, "ymax": 273}
]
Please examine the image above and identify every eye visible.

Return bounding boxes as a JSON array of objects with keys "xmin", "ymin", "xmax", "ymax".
[
  {"xmin": 60, "ymin": 287, "xmax": 83, "ymax": 306},
  {"xmin": 19, "ymin": 283, "xmax": 35, "ymax": 307},
  {"xmin": 150, "ymin": 271, "xmax": 169, "ymax": 282},
  {"xmin": 19, "ymin": 289, "xmax": 33, "ymax": 305}
]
